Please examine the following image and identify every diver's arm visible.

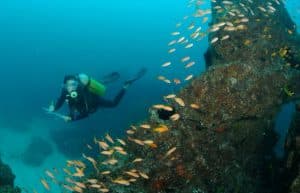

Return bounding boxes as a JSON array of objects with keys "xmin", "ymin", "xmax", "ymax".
[{"xmin": 54, "ymin": 90, "xmax": 66, "ymax": 111}]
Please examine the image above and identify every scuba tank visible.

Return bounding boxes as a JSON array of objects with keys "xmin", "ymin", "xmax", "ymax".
[
  {"xmin": 87, "ymin": 78, "xmax": 106, "ymax": 96},
  {"xmin": 78, "ymin": 73, "xmax": 106, "ymax": 96}
]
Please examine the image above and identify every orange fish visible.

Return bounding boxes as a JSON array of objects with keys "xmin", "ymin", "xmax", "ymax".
[
  {"xmin": 140, "ymin": 124, "xmax": 151, "ymax": 129},
  {"xmin": 184, "ymin": 74, "xmax": 193, "ymax": 81},
  {"xmin": 148, "ymin": 143, "xmax": 158, "ymax": 148},
  {"xmin": 181, "ymin": 56, "xmax": 191, "ymax": 62},
  {"xmin": 73, "ymin": 186, "xmax": 83, "ymax": 193},
  {"xmin": 153, "ymin": 104, "xmax": 174, "ymax": 111},
  {"xmin": 99, "ymin": 188, "xmax": 109, "ymax": 193},
  {"xmin": 170, "ymin": 113, "xmax": 180, "ymax": 121},
  {"xmin": 101, "ymin": 150, "xmax": 114, "ymax": 156},
  {"xmin": 173, "ymin": 78, "xmax": 181, "ymax": 85},
  {"xmin": 82, "ymin": 154, "xmax": 98, "ymax": 173},
  {"xmin": 45, "ymin": 170, "xmax": 55, "ymax": 179},
  {"xmin": 112, "ymin": 179, "xmax": 130, "ymax": 186},
  {"xmin": 124, "ymin": 171, "xmax": 140, "ymax": 178},
  {"xmin": 138, "ymin": 171, "xmax": 149, "ymax": 179},
  {"xmin": 89, "ymin": 184, "xmax": 102, "ymax": 188},
  {"xmin": 185, "ymin": 61, "xmax": 195, "ymax": 68},
  {"xmin": 86, "ymin": 144, "xmax": 93, "ymax": 150},
  {"xmin": 113, "ymin": 146, "xmax": 124, "ymax": 151},
  {"xmin": 75, "ymin": 182, "xmax": 86, "ymax": 189},
  {"xmin": 101, "ymin": 171, "xmax": 111, "ymax": 175},
  {"xmin": 63, "ymin": 185, "xmax": 74, "ymax": 192},
  {"xmin": 132, "ymin": 139, "xmax": 145, "ymax": 146},
  {"xmin": 98, "ymin": 141, "xmax": 109, "ymax": 150},
  {"xmin": 102, "ymin": 158, "xmax": 118, "ymax": 165},
  {"xmin": 153, "ymin": 125, "xmax": 169, "ymax": 133},
  {"xmin": 40, "ymin": 178, "xmax": 50, "ymax": 190},
  {"xmin": 132, "ymin": 158, "xmax": 143, "ymax": 163},
  {"xmin": 105, "ymin": 134, "xmax": 114, "ymax": 144},
  {"xmin": 174, "ymin": 97, "xmax": 185, "ymax": 107},
  {"xmin": 190, "ymin": 103, "xmax": 200, "ymax": 109},
  {"xmin": 126, "ymin": 129, "xmax": 135, "ymax": 134},
  {"xmin": 82, "ymin": 154, "xmax": 96, "ymax": 165},
  {"xmin": 143, "ymin": 140, "xmax": 154, "ymax": 145},
  {"xmin": 130, "ymin": 125, "xmax": 137, "ymax": 130},
  {"xmin": 117, "ymin": 138, "xmax": 126, "ymax": 146},
  {"xmin": 164, "ymin": 147, "xmax": 177, "ymax": 158},
  {"xmin": 129, "ymin": 178, "xmax": 137, "ymax": 182},
  {"xmin": 73, "ymin": 167, "xmax": 85, "ymax": 177},
  {"xmin": 63, "ymin": 168, "xmax": 72, "ymax": 176},
  {"xmin": 87, "ymin": 179, "xmax": 98, "ymax": 184},
  {"xmin": 162, "ymin": 61, "xmax": 171, "ymax": 67},
  {"xmin": 164, "ymin": 94, "xmax": 176, "ymax": 99},
  {"xmin": 116, "ymin": 149, "xmax": 128, "ymax": 155}
]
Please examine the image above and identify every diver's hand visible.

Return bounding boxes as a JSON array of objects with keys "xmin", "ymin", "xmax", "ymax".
[
  {"xmin": 62, "ymin": 116, "xmax": 72, "ymax": 122},
  {"xmin": 46, "ymin": 101, "xmax": 55, "ymax": 113},
  {"xmin": 48, "ymin": 104, "xmax": 55, "ymax": 112},
  {"xmin": 42, "ymin": 106, "xmax": 54, "ymax": 114}
]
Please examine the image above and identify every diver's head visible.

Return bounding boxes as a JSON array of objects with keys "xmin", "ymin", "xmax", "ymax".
[{"xmin": 64, "ymin": 75, "xmax": 79, "ymax": 94}]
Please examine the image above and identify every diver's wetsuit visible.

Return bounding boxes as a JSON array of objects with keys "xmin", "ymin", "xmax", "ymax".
[{"xmin": 54, "ymin": 84, "xmax": 126, "ymax": 121}]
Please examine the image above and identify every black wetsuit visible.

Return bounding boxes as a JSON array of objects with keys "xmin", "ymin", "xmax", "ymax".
[{"xmin": 54, "ymin": 83, "xmax": 126, "ymax": 121}]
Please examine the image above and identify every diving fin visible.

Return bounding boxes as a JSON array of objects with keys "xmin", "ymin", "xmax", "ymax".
[
  {"xmin": 124, "ymin": 67, "xmax": 147, "ymax": 87},
  {"xmin": 100, "ymin": 72, "xmax": 121, "ymax": 85}
]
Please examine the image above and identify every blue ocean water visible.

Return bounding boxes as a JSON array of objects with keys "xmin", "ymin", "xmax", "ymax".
[{"xmin": 0, "ymin": 0, "xmax": 298, "ymax": 192}]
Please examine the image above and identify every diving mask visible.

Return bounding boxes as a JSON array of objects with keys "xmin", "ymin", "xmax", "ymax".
[{"xmin": 66, "ymin": 79, "xmax": 79, "ymax": 98}]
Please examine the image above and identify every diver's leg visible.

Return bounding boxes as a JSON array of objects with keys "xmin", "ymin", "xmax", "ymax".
[{"xmin": 97, "ymin": 88, "xmax": 126, "ymax": 108}]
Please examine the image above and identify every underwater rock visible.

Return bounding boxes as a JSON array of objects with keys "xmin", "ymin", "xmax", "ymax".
[
  {"xmin": 81, "ymin": 1, "xmax": 300, "ymax": 193},
  {"xmin": 0, "ymin": 159, "xmax": 21, "ymax": 193},
  {"xmin": 50, "ymin": 126, "xmax": 93, "ymax": 159},
  {"xmin": 22, "ymin": 137, "xmax": 53, "ymax": 167},
  {"xmin": 0, "ymin": 186, "xmax": 21, "ymax": 193},
  {"xmin": 0, "ymin": 159, "xmax": 15, "ymax": 186},
  {"xmin": 281, "ymin": 111, "xmax": 300, "ymax": 193}
]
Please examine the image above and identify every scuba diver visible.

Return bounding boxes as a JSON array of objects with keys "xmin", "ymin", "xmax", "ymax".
[{"xmin": 45, "ymin": 68, "xmax": 147, "ymax": 122}]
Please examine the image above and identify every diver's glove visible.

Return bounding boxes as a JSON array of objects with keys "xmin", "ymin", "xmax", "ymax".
[
  {"xmin": 47, "ymin": 101, "xmax": 55, "ymax": 112},
  {"xmin": 63, "ymin": 116, "xmax": 72, "ymax": 122}
]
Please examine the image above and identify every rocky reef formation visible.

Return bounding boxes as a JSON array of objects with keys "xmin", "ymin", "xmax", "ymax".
[
  {"xmin": 73, "ymin": 1, "xmax": 300, "ymax": 193},
  {"xmin": 0, "ymin": 159, "xmax": 21, "ymax": 193},
  {"xmin": 50, "ymin": 126, "xmax": 95, "ymax": 159},
  {"xmin": 22, "ymin": 137, "xmax": 53, "ymax": 167}
]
